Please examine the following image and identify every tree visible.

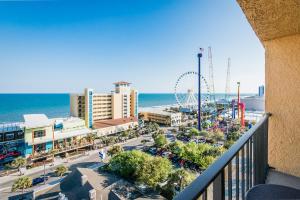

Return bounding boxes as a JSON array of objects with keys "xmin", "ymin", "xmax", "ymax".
[
  {"xmin": 109, "ymin": 150, "xmax": 148, "ymax": 179},
  {"xmin": 189, "ymin": 128, "xmax": 200, "ymax": 138},
  {"xmin": 85, "ymin": 133, "xmax": 97, "ymax": 148},
  {"xmin": 152, "ymin": 129, "xmax": 164, "ymax": 140},
  {"xmin": 199, "ymin": 130, "xmax": 209, "ymax": 137},
  {"xmin": 107, "ymin": 145, "xmax": 124, "ymax": 157},
  {"xmin": 11, "ymin": 157, "xmax": 27, "ymax": 176},
  {"xmin": 154, "ymin": 134, "xmax": 167, "ymax": 148},
  {"xmin": 168, "ymin": 169, "xmax": 195, "ymax": 191},
  {"xmin": 224, "ymin": 140, "xmax": 235, "ymax": 149},
  {"xmin": 152, "ymin": 122, "xmax": 160, "ymax": 131},
  {"xmin": 227, "ymin": 131, "xmax": 240, "ymax": 141},
  {"xmin": 121, "ymin": 130, "xmax": 129, "ymax": 139},
  {"xmin": 49, "ymin": 149, "xmax": 59, "ymax": 166},
  {"xmin": 178, "ymin": 125, "xmax": 185, "ymax": 132},
  {"xmin": 11, "ymin": 176, "xmax": 32, "ymax": 193},
  {"xmin": 136, "ymin": 156, "xmax": 172, "ymax": 188},
  {"xmin": 55, "ymin": 165, "xmax": 68, "ymax": 177},
  {"xmin": 201, "ymin": 120, "xmax": 211, "ymax": 129},
  {"xmin": 211, "ymin": 130, "xmax": 225, "ymax": 141},
  {"xmin": 168, "ymin": 141, "xmax": 184, "ymax": 157},
  {"xmin": 109, "ymin": 150, "xmax": 172, "ymax": 188}
]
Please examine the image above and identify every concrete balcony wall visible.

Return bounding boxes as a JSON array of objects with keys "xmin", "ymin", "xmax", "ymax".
[
  {"xmin": 237, "ymin": 0, "xmax": 300, "ymax": 176},
  {"xmin": 265, "ymin": 34, "xmax": 300, "ymax": 176}
]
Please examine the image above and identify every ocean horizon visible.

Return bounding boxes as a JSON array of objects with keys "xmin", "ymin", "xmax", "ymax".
[{"xmin": 0, "ymin": 93, "xmax": 254, "ymax": 123}]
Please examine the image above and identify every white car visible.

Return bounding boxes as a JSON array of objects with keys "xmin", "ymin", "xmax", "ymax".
[{"xmin": 162, "ymin": 151, "xmax": 171, "ymax": 158}]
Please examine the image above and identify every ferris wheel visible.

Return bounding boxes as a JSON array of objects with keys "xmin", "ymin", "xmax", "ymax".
[{"xmin": 174, "ymin": 71, "xmax": 211, "ymax": 110}]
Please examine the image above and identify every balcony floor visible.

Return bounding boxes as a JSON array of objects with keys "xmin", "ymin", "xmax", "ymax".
[{"xmin": 266, "ymin": 169, "xmax": 300, "ymax": 190}]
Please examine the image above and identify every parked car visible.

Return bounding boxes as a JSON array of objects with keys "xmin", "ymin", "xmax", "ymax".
[
  {"xmin": 7, "ymin": 151, "xmax": 21, "ymax": 157},
  {"xmin": 0, "ymin": 154, "xmax": 6, "ymax": 160},
  {"xmin": 148, "ymin": 147, "xmax": 157, "ymax": 155},
  {"xmin": 198, "ymin": 139, "xmax": 206, "ymax": 143},
  {"xmin": 162, "ymin": 151, "xmax": 171, "ymax": 158},
  {"xmin": 32, "ymin": 176, "xmax": 49, "ymax": 186}
]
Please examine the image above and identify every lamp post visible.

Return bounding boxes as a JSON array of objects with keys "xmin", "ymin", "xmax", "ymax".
[{"xmin": 198, "ymin": 48, "xmax": 204, "ymax": 131}]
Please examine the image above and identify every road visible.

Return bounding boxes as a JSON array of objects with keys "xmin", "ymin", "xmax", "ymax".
[{"xmin": 0, "ymin": 134, "xmax": 153, "ymax": 199}]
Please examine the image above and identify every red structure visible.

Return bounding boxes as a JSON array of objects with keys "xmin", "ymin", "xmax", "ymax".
[
  {"xmin": 237, "ymin": 82, "xmax": 241, "ymax": 119},
  {"xmin": 238, "ymin": 102, "xmax": 245, "ymax": 127}
]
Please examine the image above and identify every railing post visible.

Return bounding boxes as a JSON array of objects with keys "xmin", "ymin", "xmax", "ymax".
[
  {"xmin": 236, "ymin": 153, "xmax": 240, "ymax": 200},
  {"xmin": 228, "ymin": 162, "xmax": 232, "ymax": 200},
  {"xmin": 246, "ymin": 141, "xmax": 250, "ymax": 191},
  {"xmin": 241, "ymin": 147, "xmax": 245, "ymax": 199},
  {"xmin": 213, "ymin": 170, "xmax": 225, "ymax": 200},
  {"xmin": 253, "ymin": 127, "xmax": 259, "ymax": 185}
]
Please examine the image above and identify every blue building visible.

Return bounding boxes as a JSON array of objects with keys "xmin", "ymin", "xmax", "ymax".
[
  {"xmin": 258, "ymin": 85, "xmax": 265, "ymax": 97},
  {"xmin": 0, "ymin": 123, "xmax": 25, "ymax": 164}
]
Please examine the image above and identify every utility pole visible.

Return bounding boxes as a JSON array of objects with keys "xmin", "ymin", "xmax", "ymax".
[
  {"xmin": 198, "ymin": 48, "xmax": 204, "ymax": 131},
  {"xmin": 43, "ymin": 160, "xmax": 46, "ymax": 185},
  {"xmin": 208, "ymin": 46, "xmax": 216, "ymax": 103},
  {"xmin": 237, "ymin": 82, "xmax": 241, "ymax": 119}
]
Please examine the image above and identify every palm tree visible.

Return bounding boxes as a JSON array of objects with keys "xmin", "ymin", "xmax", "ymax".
[
  {"xmin": 107, "ymin": 145, "xmax": 124, "ymax": 156},
  {"xmin": 49, "ymin": 149, "xmax": 59, "ymax": 166},
  {"xmin": 85, "ymin": 133, "xmax": 97, "ymax": 149},
  {"xmin": 55, "ymin": 165, "xmax": 68, "ymax": 177},
  {"xmin": 11, "ymin": 157, "xmax": 27, "ymax": 176},
  {"xmin": 11, "ymin": 176, "xmax": 32, "ymax": 193}
]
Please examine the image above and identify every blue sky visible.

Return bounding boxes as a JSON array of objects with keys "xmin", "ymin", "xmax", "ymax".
[{"xmin": 0, "ymin": 0, "xmax": 264, "ymax": 94}]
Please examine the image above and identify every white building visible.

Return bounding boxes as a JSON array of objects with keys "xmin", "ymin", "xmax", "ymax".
[
  {"xmin": 70, "ymin": 82, "xmax": 138, "ymax": 128},
  {"xmin": 241, "ymin": 96, "xmax": 265, "ymax": 111},
  {"xmin": 139, "ymin": 108, "xmax": 182, "ymax": 127}
]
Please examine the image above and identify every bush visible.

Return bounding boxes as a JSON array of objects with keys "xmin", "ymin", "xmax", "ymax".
[
  {"xmin": 12, "ymin": 176, "xmax": 32, "ymax": 193},
  {"xmin": 55, "ymin": 165, "xmax": 68, "ymax": 177}
]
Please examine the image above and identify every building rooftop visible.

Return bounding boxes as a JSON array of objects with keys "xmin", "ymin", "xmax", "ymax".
[
  {"xmin": 139, "ymin": 107, "xmax": 180, "ymax": 116},
  {"xmin": 113, "ymin": 81, "xmax": 131, "ymax": 85},
  {"xmin": 23, "ymin": 114, "xmax": 53, "ymax": 129},
  {"xmin": 54, "ymin": 128, "xmax": 91, "ymax": 140},
  {"xmin": 93, "ymin": 117, "xmax": 137, "ymax": 129},
  {"xmin": 0, "ymin": 122, "xmax": 25, "ymax": 133}
]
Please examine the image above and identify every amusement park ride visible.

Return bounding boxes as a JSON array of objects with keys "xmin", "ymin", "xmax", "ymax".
[{"xmin": 174, "ymin": 47, "xmax": 246, "ymax": 132}]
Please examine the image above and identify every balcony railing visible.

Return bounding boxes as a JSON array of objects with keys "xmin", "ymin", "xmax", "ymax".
[{"xmin": 175, "ymin": 113, "xmax": 270, "ymax": 200}]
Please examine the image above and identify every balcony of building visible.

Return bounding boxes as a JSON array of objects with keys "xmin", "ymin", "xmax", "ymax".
[{"xmin": 175, "ymin": 0, "xmax": 300, "ymax": 199}]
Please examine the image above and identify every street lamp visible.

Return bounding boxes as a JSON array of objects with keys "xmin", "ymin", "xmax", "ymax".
[{"xmin": 198, "ymin": 48, "xmax": 204, "ymax": 131}]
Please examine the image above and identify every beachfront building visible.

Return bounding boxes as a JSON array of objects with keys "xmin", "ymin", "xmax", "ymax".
[
  {"xmin": 70, "ymin": 81, "xmax": 138, "ymax": 128},
  {"xmin": 139, "ymin": 108, "xmax": 182, "ymax": 127},
  {"xmin": 53, "ymin": 117, "xmax": 92, "ymax": 152},
  {"xmin": 0, "ymin": 123, "xmax": 25, "ymax": 164},
  {"xmin": 24, "ymin": 114, "xmax": 54, "ymax": 157},
  {"xmin": 94, "ymin": 117, "xmax": 138, "ymax": 136},
  {"xmin": 24, "ymin": 114, "xmax": 93, "ymax": 160}
]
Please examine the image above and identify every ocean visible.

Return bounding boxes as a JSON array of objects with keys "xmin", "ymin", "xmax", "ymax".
[{"xmin": 0, "ymin": 93, "xmax": 254, "ymax": 123}]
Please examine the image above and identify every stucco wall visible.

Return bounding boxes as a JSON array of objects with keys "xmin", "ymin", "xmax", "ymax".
[{"xmin": 265, "ymin": 34, "xmax": 300, "ymax": 176}]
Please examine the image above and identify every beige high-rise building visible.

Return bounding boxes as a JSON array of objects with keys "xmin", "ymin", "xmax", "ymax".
[{"xmin": 70, "ymin": 82, "xmax": 138, "ymax": 128}]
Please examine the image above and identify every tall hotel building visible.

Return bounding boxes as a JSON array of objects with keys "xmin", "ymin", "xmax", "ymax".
[{"xmin": 70, "ymin": 82, "xmax": 138, "ymax": 128}]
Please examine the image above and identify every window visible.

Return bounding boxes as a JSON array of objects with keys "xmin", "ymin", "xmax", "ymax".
[
  {"xmin": 34, "ymin": 130, "xmax": 46, "ymax": 138},
  {"xmin": 5, "ymin": 133, "xmax": 15, "ymax": 141},
  {"xmin": 34, "ymin": 143, "xmax": 46, "ymax": 153}
]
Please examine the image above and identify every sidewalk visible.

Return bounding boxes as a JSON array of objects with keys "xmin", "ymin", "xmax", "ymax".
[{"xmin": 0, "ymin": 136, "xmax": 141, "ymax": 185}]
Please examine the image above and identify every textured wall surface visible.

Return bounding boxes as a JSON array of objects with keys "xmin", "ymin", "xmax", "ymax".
[
  {"xmin": 237, "ymin": 0, "xmax": 300, "ymax": 42},
  {"xmin": 265, "ymin": 34, "xmax": 300, "ymax": 176}
]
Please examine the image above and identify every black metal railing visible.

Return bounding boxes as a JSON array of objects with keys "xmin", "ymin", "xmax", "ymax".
[{"xmin": 175, "ymin": 113, "xmax": 270, "ymax": 200}]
